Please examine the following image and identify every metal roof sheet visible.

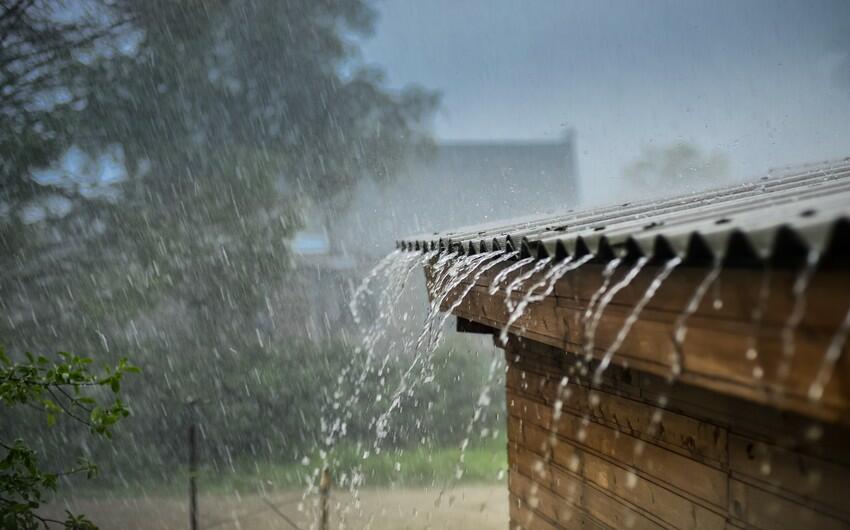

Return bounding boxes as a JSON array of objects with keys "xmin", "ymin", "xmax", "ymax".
[{"xmin": 397, "ymin": 158, "xmax": 850, "ymax": 266}]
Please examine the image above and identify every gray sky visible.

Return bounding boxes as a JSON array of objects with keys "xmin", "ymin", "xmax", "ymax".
[{"xmin": 360, "ymin": 0, "xmax": 850, "ymax": 204}]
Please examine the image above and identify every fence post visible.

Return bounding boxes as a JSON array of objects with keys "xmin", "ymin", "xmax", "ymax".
[
  {"xmin": 319, "ymin": 467, "xmax": 332, "ymax": 530},
  {"xmin": 188, "ymin": 400, "xmax": 199, "ymax": 530}
]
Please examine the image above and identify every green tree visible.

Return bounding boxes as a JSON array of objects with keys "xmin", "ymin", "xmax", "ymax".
[
  {"xmin": 0, "ymin": 346, "xmax": 138, "ymax": 529},
  {"xmin": 0, "ymin": 0, "xmax": 128, "ymax": 227},
  {"xmin": 1, "ymin": 0, "xmax": 438, "ymax": 475}
]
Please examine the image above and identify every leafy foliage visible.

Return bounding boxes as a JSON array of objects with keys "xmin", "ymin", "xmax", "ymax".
[{"xmin": 0, "ymin": 346, "xmax": 138, "ymax": 529}]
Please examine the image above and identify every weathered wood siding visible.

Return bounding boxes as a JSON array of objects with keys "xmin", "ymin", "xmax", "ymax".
[
  {"xmin": 504, "ymin": 337, "xmax": 850, "ymax": 530},
  {"xmin": 431, "ymin": 260, "xmax": 850, "ymax": 424}
]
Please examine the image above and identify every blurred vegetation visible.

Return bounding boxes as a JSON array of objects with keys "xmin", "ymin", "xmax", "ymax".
[
  {"xmin": 0, "ymin": 347, "xmax": 137, "ymax": 528},
  {"xmin": 0, "ymin": 0, "xmax": 489, "ymax": 503},
  {"xmin": 74, "ymin": 434, "xmax": 508, "ymax": 499},
  {"xmin": 623, "ymin": 142, "xmax": 730, "ymax": 190},
  {"xmin": 2, "ymin": 338, "xmax": 505, "ymax": 494}
]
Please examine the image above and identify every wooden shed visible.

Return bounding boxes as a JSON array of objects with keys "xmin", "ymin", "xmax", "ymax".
[{"xmin": 399, "ymin": 160, "xmax": 850, "ymax": 530}]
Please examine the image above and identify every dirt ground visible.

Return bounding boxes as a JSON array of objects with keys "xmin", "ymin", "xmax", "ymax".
[{"xmin": 48, "ymin": 485, "xmax": 507, "ymax": 530}]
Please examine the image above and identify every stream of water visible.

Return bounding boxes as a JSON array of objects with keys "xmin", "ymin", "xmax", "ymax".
[{"xmin": 315, "ymin": 244, "xmax": 847, "ymax": 528}]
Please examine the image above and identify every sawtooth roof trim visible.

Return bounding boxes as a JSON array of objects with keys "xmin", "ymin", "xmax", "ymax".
[{"xmin": 397, "ymin": 158, "xmax": 850, "ymax": 266}]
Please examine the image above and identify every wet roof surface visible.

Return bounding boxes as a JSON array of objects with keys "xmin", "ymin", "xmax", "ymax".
[{"xmin": 397, "ymin": 158, "xmax": 850, "ymax": 266}]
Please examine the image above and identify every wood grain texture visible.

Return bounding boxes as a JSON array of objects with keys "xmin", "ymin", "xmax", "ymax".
[
  {"xmin": 426, "ymin": 258, "xmax": 850, "ymax": 424},
  {"xmin": 502, "ymin": 338, "xmax": 850, "ymax": 530}
]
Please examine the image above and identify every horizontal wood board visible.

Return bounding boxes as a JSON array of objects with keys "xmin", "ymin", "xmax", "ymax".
[{"xmin": 503, "ymin": 338, "xmax": 850, "ymax": 530}]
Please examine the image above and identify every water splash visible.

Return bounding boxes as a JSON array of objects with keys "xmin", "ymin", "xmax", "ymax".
[
  {"xmin": 777, "ymin": 250, "xmax": 820, "ymax": 381},
  {"xmin": 488, "ymin": 256, "xmax": 535, "ymax": 295},
  {"xmin": 592, "ymin": 257, "xmax": 682, "ymax": 384},
  {"xmin": 499, "ymin": 255, "xmax": 594, "ymax": 345},
  {"xmin": 670, "ymin": 256, "xmax": 722, "ymax": 378},
  {"xmin": 583, "ymin": 257, "xmax": 649, "ymax": 362},
  {"xmin": 808, "ymin": 304, "xmax": 850, "ymax": 401}
]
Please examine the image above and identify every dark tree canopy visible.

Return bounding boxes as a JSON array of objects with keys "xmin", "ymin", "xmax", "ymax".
[{"xmin": 1, "ymin": 0, "xmax": 439, "ymax": 473}]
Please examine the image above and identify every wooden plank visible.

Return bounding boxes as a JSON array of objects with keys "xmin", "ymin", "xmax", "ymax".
[
  {"xmin": 509, "ymin": 395, "xmax": 729, "ymax": 509},
  {"xmin": 509, "ymin": 494, "xmax": 559, "ymax": 530},
  {"xmin": 501, "ymin": 312, "xmax": 850, "ymax": 530},
  {"xmin": 452, "ymin": 280, "xmax": 850, "ymax": 424},
  {"xmin": 728, "ymin": 434, "xmax": 850, "ymax": 523},
  {"xmin": 511, "ymin": 443, "xmax": 727, "ymax": 530},
  {"xmin": 506, "ymin": 363, "xmax": 728, "ymax": 466},
  {"xmin": 512, "ymin": 466, "xmax": 666, "ymax": 530},
  {"xmin": 461, "ymin": 261, "xmax": 850, "ymax": 331},
  {"xmin": 511, "ymin": 468, "xmax": 586, "ymax": 528},
  {"xmin": 729, "ymin": 478, "xmax": 849, "ymax": 530},
  {"xmin": 509, "ymin": 493, "xmax": 614, "ymax": 530}
]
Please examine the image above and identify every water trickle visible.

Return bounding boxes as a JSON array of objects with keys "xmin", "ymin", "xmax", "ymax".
[
  {"xmin": 432, "ymin": 251, "xmax": 518, "ymax": 349},
  {"xmin": 488, "ymin": 256, "xmax": 536, "ymax": 295},
  {"xmin": 808, "ymin": 304, "xmax": 850, "ymax": 401},
  {"xmin": 349, "ymin": 249, "xmax": 402, "ymax": 325},
  {"xmin": 670, "ymin": 256, "xmax": 722, "ymax": 378},
  {"xmin": 419, "ymin": 251, "xmax": 499, "ymax": 351},
  {"xmin": 312, "ymin": 249, "xmax": 430, "ymax": 513},
  {"xmin": 374, "ymin": 250, "xmax": 516, "ymax": 456},
  {"xmin": 593, "ymin": 257, "xmax": 682, "ymax": 384},
  {"xmin": 581, "ymin": 258, "xmax": 622, "ymax": 358},
  {"xmin": 504, "ymin": 257, "xmax": 553, "ymax": 312},
  {"xmin": 583, "ymin": 257, "xmax": 649, "ymax": 363},
  {"xmin": 499, "ymin": 255, "xmax": 594, "ymax": 345},
  {"xmin": 777, "ymin": 250, "xmax": 820, "ymax": 381},
  {"xmin": 745, "ymin": 267, "xmax": 772, "ymax": 377}
]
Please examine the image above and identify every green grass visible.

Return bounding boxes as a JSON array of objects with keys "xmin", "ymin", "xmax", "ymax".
[{"xmin": 68, "ymin": 435, "xmax": 507, "ymax": 499}]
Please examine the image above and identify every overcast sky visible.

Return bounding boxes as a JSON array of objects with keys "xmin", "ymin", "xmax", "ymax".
[{"xmin": 359, "ymin": 0, "xmax": 850, "ymax": 204}]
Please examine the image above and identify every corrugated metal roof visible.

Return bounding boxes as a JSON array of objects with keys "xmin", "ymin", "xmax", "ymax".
[{"xmin": 397, "ymin": 158, "xmax": 850, "ymax": 266}]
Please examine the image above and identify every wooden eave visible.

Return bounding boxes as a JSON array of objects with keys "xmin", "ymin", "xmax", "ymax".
[{"xmin": 425, "ymin": 259, "xmax": 850, "ymax": 426}]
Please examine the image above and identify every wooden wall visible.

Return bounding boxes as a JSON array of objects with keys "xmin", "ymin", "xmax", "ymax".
[
  {"xmin": 504, "ymin": 336, "xmax": 850, "ymax": 530},
  {"xmin": 436, "ymin": 260, "xmax": 850, "ymax": 426}
]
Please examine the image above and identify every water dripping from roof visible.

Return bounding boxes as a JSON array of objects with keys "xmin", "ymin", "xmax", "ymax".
[
  {"xmin": 426, "ymin": 250, "xmax": 506, "ymax": 351},
  {"xmin": 670, "ymin": 256, "xmax": 723, "ymax": 379},
  {"xmin": 581, "ymin": 258, "xmax": 622, "ymax": 361},
  {"xmin": 499, "ymin": 254, "xmax": 594, "ymax": 345},
  {"xmin": 745, "ymin": 266, "xmax": 772, "ymax": 381},
  {"xmin": 432, "ymin": 251, "xmax": 517, "ymax": 349},
  {"xmin": 583, "ymin": 257, "xmax": 649, "ymax": 365},
  {"xmin": 488, "ymin": 256, "xmax": 536, "ymax": 295},
  {"xmin": 593, "ymin": 256, "xmax": 682, "ymax": 384},
  {"xmin": 349, "ymin": 248, "xmax": 402, "ymax": 325},
  {"xmin": 777, "ymin": 250, "xmax": 820, "ymax": 381},
  {"xmin": 504, "ymin": 257, "xmax": 553, "ymax": 312},
  {"xmin": 418, "ymin": 251, "xmax": 488, "ymax": 351},
  {"xmin": 313, "ymin": 248, "xmax": 427, "ymax": 512},
  {"xmin": 808, "ymin": 304, "xmax": 850, "ymax": 401}
]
